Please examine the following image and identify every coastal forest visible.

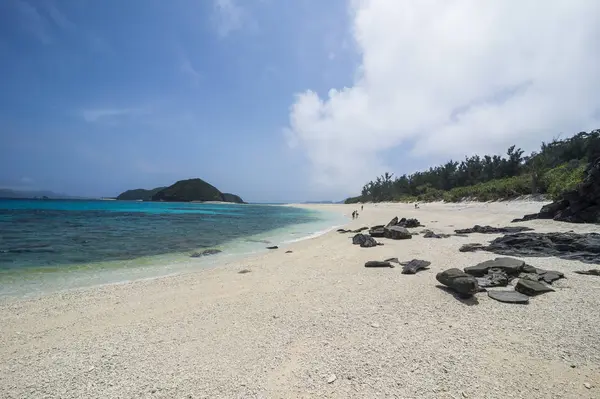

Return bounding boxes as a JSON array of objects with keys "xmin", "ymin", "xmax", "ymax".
[{"xmin": 346, "ymin": 129, "xmax": 600, "ymax": 203}]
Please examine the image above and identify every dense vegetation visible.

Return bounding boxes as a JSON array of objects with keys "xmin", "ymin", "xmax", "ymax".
[
  {"xmin": 346, "ymin": 130, "xmax": 600, "ymax": 204},
  {"xmin": 116, "ymin": 187, "xmax": 166, "ymax": 201},
  {"xmin": 151, "ymin": 178, "xmax": 245, "ymax": 203}
]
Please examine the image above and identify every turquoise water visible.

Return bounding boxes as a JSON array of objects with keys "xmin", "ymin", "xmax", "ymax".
[{"xmin": 0, "ymin": 199, "xmax": 347, "ymax": 297}]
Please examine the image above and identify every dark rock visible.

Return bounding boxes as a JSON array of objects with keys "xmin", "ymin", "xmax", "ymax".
[
  {"xmin": 384, "ymin": 257, "xmax": 400, "ymax": 264},
  {"xmin": 574, "ymin": 269, "xmax": 600, "ymax": 276},
  {"xmin": 422, "ymin": 229, "xmax": 451, "ymax": 238},
  {"xmin": 464, "ymin": 232, "xmax": 600, "ymax": 264},
  {"xmin": 515, "ymin": 279, "xmax": 555, "ymax": 296},
  {"xmin": 190, "ymin": 249, "xmax": 222, "ymax": 257},
  {"xmin": 384, "ymin": 226, "xmax": 412, "ymax": 240},
  {"xmin": 487, "ymin": 290, "xmax": 530, "ymax": 304},
  {"xmin": 385, "ymin": 217, "xmax": 399, "ymax": 227},
  {"xmin": 512, "ymin": 157, "xmax": 600, "ymax": 224},
  {"xmin": 238, "ymin": 269, "xmax": 251, "ymax": 274},
  {"xmin": 352, "ymin": 227, "xmax": 369, "ymax": 233},
  {"xmin": 464, "ymin": 258, "xmax": 525, "ymax": 277},
  {"xmin": 538, "ymin": 270, "xmax": 564, "ymax": 284},
  {"xmin": 266, "ymin": 246, "xmax": 279, "ymax": 250},
  {"xmin": 436, "ymin": 268, "xmax": 479, "ymax": 296},
  {"xmin": 285, "ymin": 250, "xmax": 293, "ymax": 254},
  {"xmin": 369, "ymin": 227, "xmax": 386, "ymax": 237},
  {"xmin": 352, "ymin": 234, "xmax": 379, "ymax": 248},
  {"xmin": 365, "ymin": 260, "xmax": 394, "ymax": 268},
  {"xmin": 459, "ymin": 243, "xmax": 485, "ymax": 252},
  {"xmin": 453, "ymin": 233, "xmax": 469, "ymax": 237},
  {"xmin": 476, "ymin": 271, "xmax": 509, "ymax": 288},
  {"xmin": 401, "ymin": 259, "xmax": 431, "ymax": 274},
  {"xmin": 337, "ymin": 229, "xmax": 349, "ymax": 233},
  {"xmin": 511, "ymin": 213, "xmax": 539, "ymax": 223},
  {"xmin": 454, "ymin": 225, "xmax": 534, "ymax": 234},
  {"xmin": 397, "ymin": 218, "xmax": 422, "ymax": 228}
]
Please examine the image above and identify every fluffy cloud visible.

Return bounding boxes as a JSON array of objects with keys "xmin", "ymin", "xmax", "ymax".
[{"xmin": 286, "ymin": 0, "xmax": 600, "ymax": 196}]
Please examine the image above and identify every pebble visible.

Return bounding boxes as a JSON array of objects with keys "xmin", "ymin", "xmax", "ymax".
[
  {"xmin": 327, "ymin": 374, "xmax": 337, "ymax": 384},
  {"xmin": 584, "ymin": 383, "xmax": 592, "ymax": 389},
  {"xmin": 370, "ymin": 322, "xmax": 380, "ymax": 328}
]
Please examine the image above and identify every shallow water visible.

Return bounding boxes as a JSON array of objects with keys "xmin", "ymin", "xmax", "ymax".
[{"xmin": 0, "ymin": 199, "xmax": 346, "ymax": 296}]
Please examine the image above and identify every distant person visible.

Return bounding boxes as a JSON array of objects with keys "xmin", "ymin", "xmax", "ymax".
[
  {"xmin": 415, "ymin": 203, "xmax": 419, "ymax": 209},
  {"xmin": 352, "ymin": 211, "xmax": 356, "ymax": 219},
  {"xmin": 361, "ymin": 205, "xmax": 363, "ymax": 211}
]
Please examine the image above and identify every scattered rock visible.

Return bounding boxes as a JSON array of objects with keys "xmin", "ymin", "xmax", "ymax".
[
  {"xmin": 436, "ymin": 268, "xmax": 480, "ymax": 297},
  {"xmin": 190, "ymin": 249, "xmax": 222, "ymax": 257},
  {"xmin": 515, "ymin": 279, "xmax": 555, "ymax": 296},
  {"xmin": 512, "ymin": 157, "xmax": 600, "ymax": 224},
  {"xmin": 352, "ymin": 227, "xmax": 369, "ymax": 233},
  {"xmin": 285, "ymin": 250, "xmax": 293, "ymax": 254},
  {"xmin": 370, "ymin": 322, "xmax": 380, "ymax": 328},
  {"xmin": 266, "ymin": 246, "xmax": 279, "ymax": 250},
  {"xmin": 476, "ymin": 271, "xmax": 509, "ymax": 288},
  {"xmin": 584, "ymin": 383, "xmax": 592, "ymax": 389},
  {"xmin": 574, "ymin": 269, "xmax": 600, "ymax": 276},
  {"xmin": 384, "ymin": 257, "xmax": 400, "ymax": 264},
  {"xmin": 397, "ymin": 217, "xmax": 422, "ymax": 228},
  {"xmin": 422, "ymin": 229, "xmax": 451, "ymax": 238},
  {"xmin": 327, "ymin": 374, "xmax": 337, "ymax": 384},
  {"xmin": 352, "ymin": 234, "xmax": 379, "ymax": 248},
  {"xmin": 487, "ymin": 290, "xmax": 530, "ymax": 304},
  {"xmin": 462, "ymin": 232, "xmax": 600, "ymax": 263},
  {"xmin": 364, "ymin": 260, "xmax": 394, "ymax": 268},
  {"xmin": 238, "ymin": 269, "xmax": 251, "ymax": 274},
  {"xmin": 401, "ymin": 259, "xmax": 431, "ymax": 274},
  {"xmin": 368, "ymin": 226, "xmax": 386, "ymax": 237},
  {"xmin": 464, "ymin": 257, "xmax": 525, "ymax": 277},
  {"xmin": 384, "ymin": 225, "xmax": 412, "ymax": 240},
  {"xmin": 454, "ymin": 225, "xmax": 534, "ymax": 234},
  {"xmin": 386, "ymin": 217, "xmax": 399, "ymax": 227}
]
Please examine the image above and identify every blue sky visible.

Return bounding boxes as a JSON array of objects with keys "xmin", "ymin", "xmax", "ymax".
[
  {"xmin": 2, "ymin": 1, "xmax": 599, "ymax": 202},
  {"xmin": 0, "ymin": 0, "xmax": 357, "ymax": 202}
]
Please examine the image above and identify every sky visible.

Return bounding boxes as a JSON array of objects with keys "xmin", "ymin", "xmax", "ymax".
[{"xmin": 1, "ymin": 0, "xmax": 600, "ymax": 203}]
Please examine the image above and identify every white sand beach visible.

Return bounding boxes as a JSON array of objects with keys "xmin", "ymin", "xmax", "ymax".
[{"xmin": 1, "ymin": 202, "xmax": 599, "ymax": 398}]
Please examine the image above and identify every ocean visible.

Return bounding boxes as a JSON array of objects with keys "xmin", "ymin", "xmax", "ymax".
[{"xmin": 0, "ymin": 199, "xmax": 347, "ymax": 297}]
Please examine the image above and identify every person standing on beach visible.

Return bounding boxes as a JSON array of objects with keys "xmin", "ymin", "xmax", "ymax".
[{"xmin": 361, "ymin": 205, "xmax": 363, "ymax": 211}]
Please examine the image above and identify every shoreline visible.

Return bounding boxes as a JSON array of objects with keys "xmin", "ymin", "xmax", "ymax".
[{"xmin": 1, "ymin": 202, "xmax": 599, "ymax": 398}]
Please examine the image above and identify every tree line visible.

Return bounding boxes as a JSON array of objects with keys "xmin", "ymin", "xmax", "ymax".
[{"xmin": 346, "ymin": 129, "xmax": 600, "ymax": 203}]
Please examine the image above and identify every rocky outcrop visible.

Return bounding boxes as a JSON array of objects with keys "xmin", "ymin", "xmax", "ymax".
[
  {"xmin": 454, "ymin": 225, "xmax": 533, "ymax": 234},
  {"xmin": 458, "ymin": 232, "xmax": 600, "ymax": 264},
  {"xmin": 512, "ymin": 156, "xmax": 600, "ymax": 224},
  {"xmin": 352, "ymin": 234, "xmax": 380, "ymax": 248},
  {"xmin": 150, "ymin": 178, "xmax": 245, "ymax": 203}
]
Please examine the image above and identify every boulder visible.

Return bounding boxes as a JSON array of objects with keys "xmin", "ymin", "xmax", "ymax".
[
  {"xmin": 422, "ymin": 229, "xmax": 451, "ymax": 238},
  {"xmin": 512, "ymin": 157, "xmax": 600, "ymax": 224},
  {"xmin": 515, "ymin": 279, "xmax": 555, "ymax": 296},
  {"xmin": 436, "ymin": 268, "xmax": 480, "ymax": 296},
  {"xmin": 369, "ymin": 227, "xmax": 386, "ymax": 237},
  {"xmin": 384, "ymin": 226, "xmax": 412, "ymax": 240},
  {"xmin": 365, "ymin": 260, "xmax": 394, "ymax": 268},
  {"xmin": 574, "ymin": 269, "xmax": 600, "ymax": 276},
  {"xmin": 400, "ymin": 259, "xmax": 431, "ymax": 274},
  {"xmin": 386, "ymin": 217, "xmax": 399, "ymax": 228},
  {"xmin": 454, "ymin": 225, "xmax": 534, "ymax": 234},
  {"xmin": 352, "ymin": 234, "xmax": 379, "ymax": 248},
  {"xmin": 487, "ymin": 290, "xmax": 530, "ymax": 304},
  {"xmin": 464, "ymin": 257, "xmax": 525, "ymax": 277},
  {"xmin": 398, "ymin": 218, "xmax": 421, "ymax": 228}
]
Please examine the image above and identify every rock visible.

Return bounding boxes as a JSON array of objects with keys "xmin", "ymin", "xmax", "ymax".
[
  {"xmin": 515, "ymin": 279, "xmax": 555, "ymax": 296},
  {"xmin": 285, "ymin": 250, "xmax": 293, "ymax": 254},
  {"xmin": 238, "ymin": 269, "xmax": 251, "ymax": 274},
  {"xmin": 454, "ymin": 225, "xmax": 534, "ymax": 234},
  {"xmin": 384, "ymin": 257, "xmax": 400, "ymax": 263},
  {"xmin": 464, "ymin": 232, "xmax": 600, "ymax": 263},
  {"xmin": 352, "ymin": 227, "xmax": 369, "ymax": 233},
  {"xmin": 584, "ymin": 383, "xmax": 592, "ymax": 389},
  {"xmin": 352, "ymin": 234, "xmax": 379, "ymax": 248},
  {"xmin": 512, "ymin": 157, "xmax": 600, "ymax": 224},
  {"xmin": 386, "ymin": 217, "xmax": 399, "ymax": 227},
  {"xmin": 397, "ymin": 217, "xmax": 422, "ymax": 228},
  {"xmin": 464, "ymin": 258, "xmax": 525, "ymax": 277},
  {"xmin": 459, "ymin": 243, "xmax": 485, "ymax": 252},
  {"xmin": 337, "ymin": 229, "xmax": 350, "ymax": 233},
  {"xmin": 422, "ymin": 229, "xmax": 451, "ymax": 238},
  {"xmin": 436, "ymin": 268, "xmax": 480, "ymax": 296},
  {"xmin": 511, "ymin": 213, "xmax": 539, "ymax": 223},
  {"xmin": 364, "ymin": 260, "xmax": 394, "ymax": 268},
  {"xmin": 401, "ymin": 259, "xmax": 431, "ymax": 274},
  {"xmin": 190, "ymin": 249, "xmax": 222, "ymax": 257},
  {"xmin": 369, "ymin": 226, "xmax": 386, "ymax": 237},
  {"xmin": 487, "ymin": 290, "xmax": 530, "ymax": 304},
  {"xmin": 384, "ymin": 225, "xmax": 412, "ymax": 240},
  {"xmin": 327, "ymin": 374, "xmax": 337, "ymax": 384},
  {"xmin": 574, "ymin": 269, "xmax": 600, "ymax": 276},
  {"xmin": 266, "ymin": 246, "xmax": 279, "ymax": 250},
  {"xmin": 476, "ymin": 271, "xmax": 509, "ymax": 288},
  {"xmin": 538, "ymin": 270, "xmax": 564, "ymax": 284},
  {"xmin": 370, "ymin": 322, "xmax": 380, "ymax": 328}
]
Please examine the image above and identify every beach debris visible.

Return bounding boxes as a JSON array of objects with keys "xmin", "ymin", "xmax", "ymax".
[
  {"xmin": 436, "ymin": 268, "xmax": 480, "ymax": 297},
  {"xmin": 454, "ymin": 225, "xmax": 534, "ymax": 234},
  {"xmin": 327, "ymin": 374, "xmax": 337, "ymax": 384},
  {"xmin": 190, "ymin": 249, "xmax": 222, "ymax": 257},
  {"xmin": 574, "ymin": 269, "xmax": 600, "ymax": 276},
  {"xmin": 400, "ymin": 259, "xmax": 431, "ymax": 274},
  {"xmin": 487, "ymin": 290, "xmax": 530, "ymax": 304},
  {"xmin": 422, "ymin": 229, "xmax": 451, "ymax": 238},
  {"xmin": 266, "ymin": 246, "xmax": 279, "ymax": 250},
  {"xmin": 512, "ymin": 156, "xmax": 600, "ymax": 224},
  {"xmin": 515, "ymin": 279, "xmax": 555, "ymax": 296},
  {"xmin": 364, "ymin": 260, "xmax": 394, "ymax": 268},
  {"xmin": 352, "ymin": 234, "xmax": 379, "ymax": 248},
  {"xmin": 457, "ymin": 232, "xmax": 600, "ymax": 263},
  {"xmin": 384, "ymin": 225, "xmax": 412, "ymax": 240},
  {"xmin": 238, "ymin": 269, "xmax": 251, "ymax": 274}
]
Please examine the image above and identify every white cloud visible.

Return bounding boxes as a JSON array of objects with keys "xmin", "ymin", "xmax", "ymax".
[
  {"xmin": 213, "ymin": 0, "xmax": 244, "ymax": 37},
  {"xmin": 286, "ymin": 0, "xmax": 600, "ymax": 197},
  {"xmin": 81, "ymin": 108, "xmax": 146, "ymax": 123}
]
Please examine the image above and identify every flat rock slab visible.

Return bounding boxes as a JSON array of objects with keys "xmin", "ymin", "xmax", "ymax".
[
  {"xmin": 384, "ymin": 257, "xmax": 400, "ymax": 264},
  {"xmin": 436, "ymin": 268, "xmax": 479, "ymax": 296},
  {"xmin": 515, "ymin": 279, "xmax": 555, "ymax": 296},
  {"xmin": 574, "ymin": 269, "xmax": 600, "ymax": 276},
  {"xmin": 266, "ymin": 246, "xmax": 279, "ymax": 250},
  {"xmin": 365, "ymin": 261, "xmax": 394, "ymax": 268},
  {"xmin": 464, "ymin": 257, "xmax": 525, "ymax": 277},
  {"xmin": 476, "ymin": 272, "xmax": 509, "ymax": 288},
  {"xmin": 368, "ymin": 227, "xmax": 385, "ymax": 237},
  {"xmin": 455, "ymin": 225, "xmax": 534, "ymax": 234},
  {"xmin": 400, "ymin": 259, "xmax": 431, "ymax": 274},
  {"xmin": 488, "ymin": 290, "xmax": 530, "ymax": 304}
]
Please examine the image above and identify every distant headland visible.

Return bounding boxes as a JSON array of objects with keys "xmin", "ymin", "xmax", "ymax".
[{"xmin": 116, "ymin": 178, "xmax": 245, "ymax": 203}]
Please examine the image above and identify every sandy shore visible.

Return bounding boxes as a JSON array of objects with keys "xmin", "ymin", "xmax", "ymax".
[{"xmin": 1, "ymin": 202, "xmax": 599, "ymax": 398}]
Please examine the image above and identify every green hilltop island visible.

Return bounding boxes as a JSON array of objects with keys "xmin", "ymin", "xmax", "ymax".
[{"xmin": 116, "ymin": 178, "xmax": 245, "ymax": 203}]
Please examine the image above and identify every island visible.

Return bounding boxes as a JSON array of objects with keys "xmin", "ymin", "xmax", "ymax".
[{"xmin": 116, "ymin": 178, "xmax": 245, "ymax": 203}]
